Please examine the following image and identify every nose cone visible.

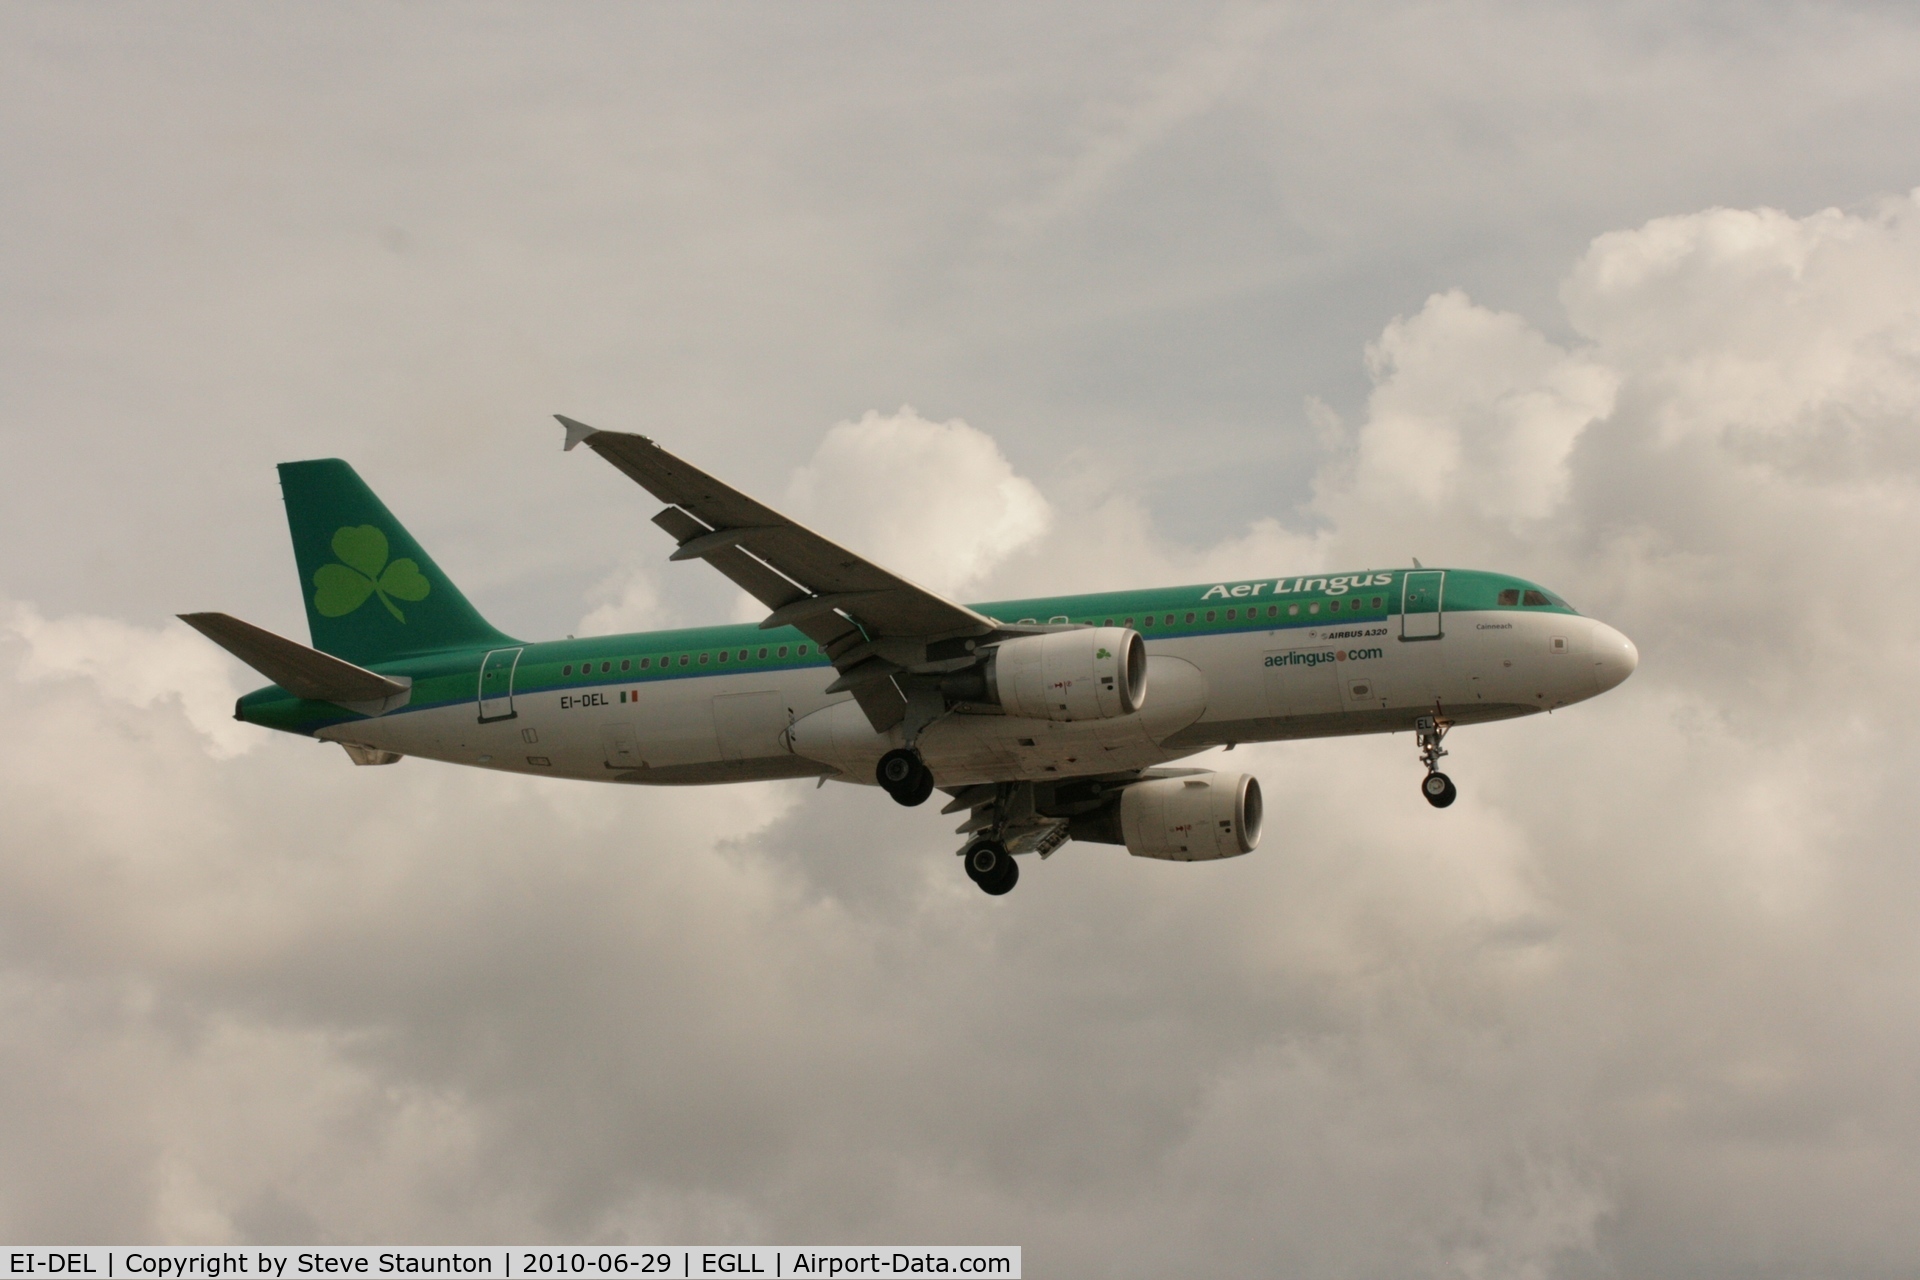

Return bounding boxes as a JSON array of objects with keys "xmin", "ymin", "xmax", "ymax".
[{"xmin": 1590, "ymin": 621, "xmax": 1639, "ymax": 693}]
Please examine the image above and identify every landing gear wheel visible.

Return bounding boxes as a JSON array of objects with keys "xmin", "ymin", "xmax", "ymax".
[
  {"xmin": 963, "ymin": 840, "xmax": 1019, "ymax": 895},
  {"xmin": 899, "ymin": 768, "xmax": 935, "ymax": 807},
  {"xmin": 982, "ymin": 857, "xmax": 1018, "ymax": 895},
  {"xmin": 876, "ymin": 748, "xmax": 933, "ymax": 807},
  {"xmin": 1413, "ymin": 711, "xmax": 1456, "ymax": 810}
]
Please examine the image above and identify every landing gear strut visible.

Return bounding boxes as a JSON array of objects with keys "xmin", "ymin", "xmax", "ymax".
[
  {"xmin": 1415, "ymin": 712, "xmax": 1457, "ymax": 809},
  {"xmin": 963, "ymin": 839, "xmax": 1019, "ymax": 895},
  {"xmin": 876, "ymin": 747, "xmax": 934, "ymax": 807}
]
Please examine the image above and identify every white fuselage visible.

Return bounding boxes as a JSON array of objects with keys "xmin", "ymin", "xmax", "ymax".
[{"xmin": 320, "ymin": 610, "xmax": 1637, "ymax": 789}]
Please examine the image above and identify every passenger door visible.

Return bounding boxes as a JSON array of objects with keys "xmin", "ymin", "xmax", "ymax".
[
  {"xmin": 477, "ymin": 647, "xmax": 522, "ymax": 722},
  {"xmin": 1400, "ymin": 571, "xmax": 1445, "ymax": 640}
]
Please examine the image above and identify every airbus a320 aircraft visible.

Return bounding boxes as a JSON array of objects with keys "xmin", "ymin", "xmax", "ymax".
[{"xmin": 182, "ymin": 417, "xmax": 1638, "ymax": 895}]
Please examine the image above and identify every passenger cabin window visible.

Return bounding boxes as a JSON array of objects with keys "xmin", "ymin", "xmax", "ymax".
[
  {"xmin": 778, "ymin": 646, "xmax": 789, "ymax": 657},
  {"xmin": 1288, "ymin": 604, "xmax": 1299, "ymax": 616},
  {"xmin": 1185, "ymin": 613, "xmax": 1196, "ymax": 624},
  {"xmin": 718, "ymin": 651, "xmax": 728, "ymax": 663},
  {"xmin": 562, "ymin": 664, "xmax": 573, "ymax": 676},
  {"xmin": 1206, "ymin": 610, "xmax": 1217, "ymax": 622},
  {"xmin": 640, "ymin": 657, "xmax": 651, "ymax": 669},
  {"xmin": 1329, "ymin": 600, "xmax": 1340, "ymax": 612},
  {"xmin": 1142, "ymin": 616, "xmax": 1153, "ymax": 626},
  {"xmin": 1267, "ymin": 605, "xmax": 1278, "ymax": 617},
  {"xmin": 1523, "ymin": 590, "xmax": 1551, "ymax": 606},
  {"xmin": 1225, "ymin": 608, "xmax": 1235, "ymax": 620},
  {"xmin": 1498, "ymin": 589, "xmax": 1521, "ymax": 606},
  {"xmin": 620, "ymin": 659, "xmax": 631, "ymax": 671}
]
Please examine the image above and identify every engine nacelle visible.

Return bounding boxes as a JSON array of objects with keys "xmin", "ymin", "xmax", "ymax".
[
  {"xmin": 1114, "ymin": 772, "xmax": 1262, "ymax": 861},
  {"xmin": 959, "ymin": 627, "xmax": 1146, "ymax": 722}
]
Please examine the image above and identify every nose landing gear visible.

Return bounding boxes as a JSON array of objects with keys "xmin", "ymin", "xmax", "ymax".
[
  {"xmin": 877, "ymin": 747, "xmax": 935, "ymax": 807},
  {"xmin": 1415, "ymin": 712, "xmax": 1457, "ymax": 808},
  {"xmin": 1422, "ymin": 771, "xmax": 1457, "ymax": 807}
]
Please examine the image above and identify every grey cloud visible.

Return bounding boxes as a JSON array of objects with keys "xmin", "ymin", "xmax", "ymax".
[{"xmin": 7, "ymin": 5, "xmax": 1920, "ymax": 1277}]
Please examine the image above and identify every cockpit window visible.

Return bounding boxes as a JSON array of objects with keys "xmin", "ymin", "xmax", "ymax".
[
  {"xmin": 1522, "ymin": 590, "xmax": 1551, "ymax": 606},
  {"xmin": 1497, "ymin": 589, "xmax": 1520, "ymax": 606}
]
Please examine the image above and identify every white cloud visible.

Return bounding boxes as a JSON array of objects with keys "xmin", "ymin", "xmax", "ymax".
[
  {"xmin": 1564, "ymin": 198, "xmax": 1920, "ymax": 469},
  {"xmin": 578, "ymin": 564, "xmax": 670, "ymax": 638},
  {"xmin": 4, "ymin": 601, "xmax": 256, "ymax": 758},
  {"xmin": 1346, "ymin": 289, "xmax": 1618, "ymax": 524},
  {"xmin": 782, "ymin": 407, "xmax": 1052, "ymax": 599}
]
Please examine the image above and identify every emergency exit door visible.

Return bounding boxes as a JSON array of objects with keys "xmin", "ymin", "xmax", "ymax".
[{"xmin": 1400, "ymin": 571, "xmax": 1445, "ymax": 640}]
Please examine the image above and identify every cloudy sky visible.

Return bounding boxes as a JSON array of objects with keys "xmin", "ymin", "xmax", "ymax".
[{"xmin": 6, "ymin": 2, "xmax": 1920, "ymax": 1273}]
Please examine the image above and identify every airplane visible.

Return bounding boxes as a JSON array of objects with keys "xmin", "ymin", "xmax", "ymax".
[{"xmin": 181, "ymin": 416, "xmax": 1639, "ymax": 895}]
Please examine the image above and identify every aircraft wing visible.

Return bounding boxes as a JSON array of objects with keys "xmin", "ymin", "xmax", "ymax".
[{"xmin": 556, "ymin": 416, "xmax": 1003, "ymax": 731}]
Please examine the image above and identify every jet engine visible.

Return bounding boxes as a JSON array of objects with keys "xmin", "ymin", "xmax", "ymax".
[
  {"xmin": 1066, "ymin": 771, "xmax": 1262, "ymax": 861},
  {"xmin": 940, "ymin": 627, "xmax": 1146, "ymax": 722}
]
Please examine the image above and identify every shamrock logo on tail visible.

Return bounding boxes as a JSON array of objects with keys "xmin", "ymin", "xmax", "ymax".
[{"xmin": 312, "ymin": 525, "xmax": 431, "ymax": 622}]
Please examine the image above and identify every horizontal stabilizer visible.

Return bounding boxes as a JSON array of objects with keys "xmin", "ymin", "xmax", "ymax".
[{"xmin": 179, "ymin": 612, "xmax": 411, "ymax": 712}]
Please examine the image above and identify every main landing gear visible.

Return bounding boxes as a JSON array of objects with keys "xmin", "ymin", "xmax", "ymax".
[
  {"xmin": 876, "ymin": 747, "xmax": 935, "ymax": 807},
  {"xmin": 1415, "ymin": 712, "xmax": 1457, "ymax": 809},
  {"xmin": 963, "ymin": 839, "xmax": 1019, "ymax": 896}
]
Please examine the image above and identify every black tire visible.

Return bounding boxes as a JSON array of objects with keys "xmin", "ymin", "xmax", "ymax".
[
  {"xmin": 1422, "ymin": 772, "xmax": 1457, "ymax": 808},
  {"xmin": 963, "ymin": 842, "xmax": 1019, "ymax": 895},
  {"xmin": 898, "ymin": 768, "xmax": 935, "ymax": 807},
  {"xmin": 965, "ymin": 840, "xmax": 1007, "ymax": 879},
  {"xmin": 980, "ymin": 855, "xmax": 1019, "ymax": 895},
  {"xmin": 876, "ymin": 748, "xmax": 920, "ymax": 793}
]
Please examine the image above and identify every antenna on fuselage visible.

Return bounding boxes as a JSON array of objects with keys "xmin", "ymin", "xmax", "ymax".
[{"xmin": 1412, "ymin": 557, "xmax": 1424, "ymax": 569}]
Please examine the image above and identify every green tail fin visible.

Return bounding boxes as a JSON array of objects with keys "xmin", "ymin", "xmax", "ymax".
[{"xmin": 278, "ymin": 459, "xmax": 515, "ymax": 665}]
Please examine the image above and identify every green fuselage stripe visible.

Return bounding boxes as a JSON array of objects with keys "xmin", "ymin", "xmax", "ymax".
[{"xmin": 238, "ymin": 567, "xmax": 1577, "ymax": 734}]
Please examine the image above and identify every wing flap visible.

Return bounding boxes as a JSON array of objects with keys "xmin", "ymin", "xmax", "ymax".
[
  {"xmin": 650, "ymin": 503, "xmax": 870, "ymax": 659},
  {"xmin": 849, "ymin": 677, "xmax": 908, "ymax": 732}
]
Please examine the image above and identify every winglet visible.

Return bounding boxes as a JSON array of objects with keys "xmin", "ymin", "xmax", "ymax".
[{"xmin": 555, "ymin": 414, "xmax": 601, "ymax": 452}]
